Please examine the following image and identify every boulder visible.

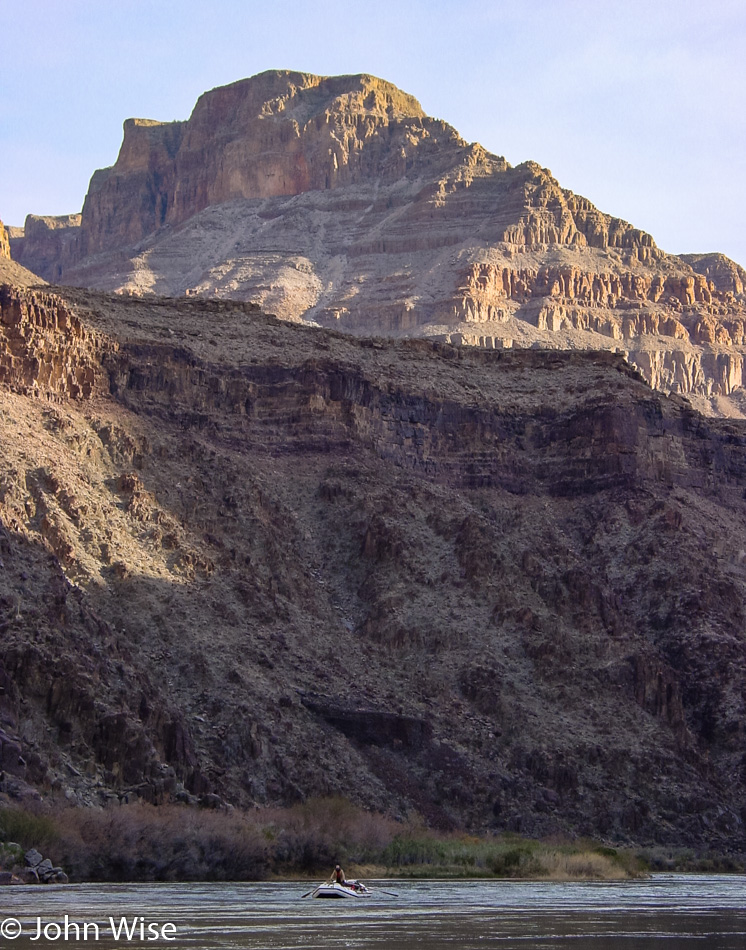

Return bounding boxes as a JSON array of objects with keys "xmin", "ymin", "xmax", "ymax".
[
  {"xmin": 36, "ymin": 858, "xmax": 54, "ymax": 878},
  {"xmin": 24, "ymin": 848, "xmax": 43, "ymax": 868}
]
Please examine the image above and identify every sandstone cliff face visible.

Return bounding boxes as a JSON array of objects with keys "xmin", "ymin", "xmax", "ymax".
[
  {"xmin": 10, "ymin": 215, "xmax": 81, "ymax": 283},
  {"xmin": 0, "ymin": 221, "xmax": 10, "ymax": 260},
  {"xmin": 681, "ymin": 252, "xmax": 746, "ymax": 295},
  {"xmin": 1, "ymin": 285, "xmax": 746, "ymax": 849},
  {"xmin": 0, "ymin": 285, "xmax": 104, "ymax": 399},
  {"xmin": 448, "ymin": 259, "xmax": 746, "ymax": 402},
  {"xmin": 75, "ymin": 71, "xmax": 457, "ymax": 260},
  {"xmin": 14, "ymin": 70, "xmax": 746, "ymax": 413}
]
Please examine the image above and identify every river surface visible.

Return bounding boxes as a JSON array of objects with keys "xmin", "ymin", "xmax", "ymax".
[{"xmin": 1, "ymin": 875, "xmax": 745, "ymax": 949}]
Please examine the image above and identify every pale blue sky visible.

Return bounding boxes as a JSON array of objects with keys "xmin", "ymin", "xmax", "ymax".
[{"xmin": 2, "ymin": 0, "xmax": 745, "ymax": 266}]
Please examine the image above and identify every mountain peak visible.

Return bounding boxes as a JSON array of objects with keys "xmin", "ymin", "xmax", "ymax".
[
  {"xmin": 192, "ymin": 69, "xmax": 427, "ymax": 122},
  {"xmin": 9, "ymin": 69, "xmax": 746, "ymax": 415}
]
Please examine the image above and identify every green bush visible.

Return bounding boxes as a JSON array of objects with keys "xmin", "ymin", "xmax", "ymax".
[
  {"xmin": 0, "ymin": 807, "xmax": 58, "ymax": 850},
  {"xmin": 0, "ymin": 841, "xmax": 24, "ymax": 871},
  {"xmin": 381, "ymin": 835, "xmax": 448, "ymax": 867},
  {"xmin": 594, "ymin": 846, "xmax": 618, "ymax": 859},
  {"xmin": 487, "ymin": 845, "xmax": 543, "ymax": 877}
]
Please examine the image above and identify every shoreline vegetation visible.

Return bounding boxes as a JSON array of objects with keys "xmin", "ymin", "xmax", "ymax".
[{"xmin": 1, "ymin": 796, "xmax": 742, "ymax": 883}]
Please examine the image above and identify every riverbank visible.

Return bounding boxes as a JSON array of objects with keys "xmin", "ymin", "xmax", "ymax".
[{"xmin": 1, "ymin": 795, "xmax": 740, "ymax": 883}]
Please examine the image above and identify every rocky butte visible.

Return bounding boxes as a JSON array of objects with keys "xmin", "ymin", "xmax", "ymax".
[{"xmin": 11, "ymin": 70, "xmax": 746, "ymax": 417}]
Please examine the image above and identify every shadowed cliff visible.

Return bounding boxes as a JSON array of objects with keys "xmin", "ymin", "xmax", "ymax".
[{"xmin": 1, "ymin": 282, "xmax": 746, "ymax": 850}]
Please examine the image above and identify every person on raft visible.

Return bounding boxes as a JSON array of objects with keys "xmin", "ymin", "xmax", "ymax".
[{"xmin": 328, "ymin": 864, "xmax": 346, "ymax": 885}]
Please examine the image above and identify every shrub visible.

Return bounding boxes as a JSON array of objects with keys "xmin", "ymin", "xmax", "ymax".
[
  {"xmin": 54, "ymin": 803, "xmax": 269, "ymax": 881},
  {"xmin": 0, "ymin": 797, "xmax": 654, "ymax": 881},
  {"xmin": 0, "ymin": 806, "xmax": 58, "ymax": 851},
  {"xmin": 0, "ymin": 841, "xmax": 24, "ymax": 871},
  {"xmin": 261, "ymin": 796, "xmax": 397, "ymax": 872},
  {"xmin": 487, "ymin": 844, "xmax": 543, "ymax": 877}
]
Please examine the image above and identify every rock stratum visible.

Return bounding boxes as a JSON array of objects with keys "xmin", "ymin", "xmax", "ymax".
[
  {"xmin": 10, "ymin": 70, "xmax": 746, "ymax": 417},
  {"xmin": 0, "ymin": 221, "xmax": 10, "ymax": 261},
  {"xmin": 1, "ymin": 281, "xmax": 746, "ymax": 852}
]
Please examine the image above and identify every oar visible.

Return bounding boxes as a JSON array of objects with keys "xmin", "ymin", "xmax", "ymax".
[
  {"xmin": 375, "ymin": 887, "xmax": 399, "ymax": 897},
  {"xmin": 301, "ymin": 884, "xmax": 322, "ymax": 899}
]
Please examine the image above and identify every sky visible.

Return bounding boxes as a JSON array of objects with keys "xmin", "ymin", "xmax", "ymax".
[{"xmin": 2, "ymin": 0, "xmax": 745, "ymax": 266}]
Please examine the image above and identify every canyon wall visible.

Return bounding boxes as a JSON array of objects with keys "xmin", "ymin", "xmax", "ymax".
[
  {"xmin": 446, "ymin": 260, "xmax": 746, "ymax": 400},
  {"xmin": 1, "ymin": 285, "xmax": 745, "ymax": 848},
  {"xmin": 10, "ymin": 215, "xmax": 81, "ymax": 283},
  {"xmin": 74, "ymin": 72, "xmax": 458, "ymax": 260}
]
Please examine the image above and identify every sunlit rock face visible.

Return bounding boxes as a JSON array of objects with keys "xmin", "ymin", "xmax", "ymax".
[
  {"xmin": 0, "ymin": 220, "xmax": 10, "ymax": 260},
  {"xmin": 0, "ymin": 284, "xmax": 103, "ymax": 398},
  {"xmin": 12, "ymin": 70, "xmax": 746, "ymax": 413},
  {"xmin": 9, "ymin": 215, "xmax": 81, "ymax": 283}
]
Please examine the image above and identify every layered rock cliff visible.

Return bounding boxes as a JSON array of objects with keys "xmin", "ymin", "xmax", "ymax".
[
  {"xmin": 0, "ymin": 220, "xmax": 10, "ymax": 260},
  {"xmin": 1, "ymin": 283, "xmax": 746, "ymax": 850},
  {"xmin": 9, "ymin": 215, "xmax": 81, "ymax": 283},
  {"xmin": 0, "ymin": 284, "xmax": 103, "ymax": 398},
  {"xmin": 681, "ymin": 253, "xmax": 746, "ymax": 295},
  {"xmin": 11, "ymin": 70, "xmax": 746, "ymax": 414}
]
